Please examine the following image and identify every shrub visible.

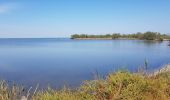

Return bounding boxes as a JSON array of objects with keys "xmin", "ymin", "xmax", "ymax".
[{"xmin": 0, "ymin": 71, "xmax": 170, "ymax": 100}]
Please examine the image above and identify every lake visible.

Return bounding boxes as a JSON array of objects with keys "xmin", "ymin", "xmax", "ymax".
[{"xmin": 0, "ymin": 38, "xmax": 169, "ymax": 88}]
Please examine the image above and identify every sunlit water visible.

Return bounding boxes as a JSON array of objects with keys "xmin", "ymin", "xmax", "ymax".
[{"xmin": 0, "ymin": 38, "xmax": 169, "ymax": 88}]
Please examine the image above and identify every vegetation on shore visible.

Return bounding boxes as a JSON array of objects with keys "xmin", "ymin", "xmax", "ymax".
[
  {"xmin": 71, "ymin": 31, "xmax": 170, "ymax": 41},
  {"xmin": 0, "ymin": 66, "xmax": 170, "ymax": 100}
]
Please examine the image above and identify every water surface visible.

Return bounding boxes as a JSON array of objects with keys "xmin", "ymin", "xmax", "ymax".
[{"xmin": 0, "ymin": 38, "xmax": 169, "ymax": 88}]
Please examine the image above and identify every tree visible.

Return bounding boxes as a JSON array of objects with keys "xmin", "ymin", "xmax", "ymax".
[{"xmin": 143, "ymin": 32, "xmax": 157, "ymax": 40}]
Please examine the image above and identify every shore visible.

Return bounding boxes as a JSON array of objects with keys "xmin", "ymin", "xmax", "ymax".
[
  {"xmin": 71, "ymin": 38, "xmax": 170, "ymax": 41},
  {"xmin": 149, "ymin": 64, "xmax": 170, "ymax": 76},
  {"xmin": 72, "ymin": 38, "xmax": 138, "ymax": 40},
  {"xmin": 0, "ymin": 64, "xmax": 170, "ymax": 100}
]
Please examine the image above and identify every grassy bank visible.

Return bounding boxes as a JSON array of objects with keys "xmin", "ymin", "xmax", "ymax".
[{"xmin": 0, "ymin": 67, "xmax": 170, "ymax": 100}]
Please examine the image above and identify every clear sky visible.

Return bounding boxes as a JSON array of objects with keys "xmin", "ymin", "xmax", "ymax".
[{"xmin": 0, "ymin": 0, "xmax": 170, "ymax": 38}]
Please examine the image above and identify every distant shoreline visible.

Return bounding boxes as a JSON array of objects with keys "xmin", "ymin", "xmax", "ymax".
[
  {"xmin": 72, "ymin": 38, "xmax": 138, "ymax": 40},
  {"xmin": 71, "ymin": 32, "xmax": 170, "ymax": 41},
  {"xmin": 71, "ymin": 38, "xmax": 170, "ymax": 41}
]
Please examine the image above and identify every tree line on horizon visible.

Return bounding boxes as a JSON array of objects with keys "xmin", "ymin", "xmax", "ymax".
[{"xmin": 71, "ymin": 32, "xmax": 170, "ymax": 41}]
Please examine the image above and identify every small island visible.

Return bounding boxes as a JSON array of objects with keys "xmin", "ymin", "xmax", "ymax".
[{"xmin": 71, "ymin": 31, "xmax": 170, "ymax": 41}]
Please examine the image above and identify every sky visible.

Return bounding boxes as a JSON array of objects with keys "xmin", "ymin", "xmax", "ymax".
[{"xmin": 0, "ymin": 0, "xmax": 170, "ymax": 38}]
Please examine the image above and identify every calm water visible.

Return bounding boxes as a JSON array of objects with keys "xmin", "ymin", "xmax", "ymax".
[{"xmin": 0, "ymin": 38, "xmax": 170, "ymax": 88}]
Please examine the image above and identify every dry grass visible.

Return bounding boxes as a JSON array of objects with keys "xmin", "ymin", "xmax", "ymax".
[{"xmin": 0, "ymin": 70, "xmax": 170, "ymax": 100}]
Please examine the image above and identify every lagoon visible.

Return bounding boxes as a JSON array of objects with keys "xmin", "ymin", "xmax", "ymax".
[{"xmin": 0, "ymin": 38, "xmax": 169, "ymax": 88}]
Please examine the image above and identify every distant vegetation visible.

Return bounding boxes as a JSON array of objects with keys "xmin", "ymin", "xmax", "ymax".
[
  {"xmin": 71, "ymin": 32, "xmax": 170, "ymax": 41},
  {"xmin": 0, "ymin": 69, "xmax": 170, "ymax": 100}
]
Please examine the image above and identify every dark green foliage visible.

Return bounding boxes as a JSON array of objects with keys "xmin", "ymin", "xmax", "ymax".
[
  {"xmin": 143, "ymin": 32, "xmax": 157, "ymax": 40},
  {"xmin": 71, "ymin": 32, "xmax": 170, "ymax": 41},
  {"xmin": 112, "ymin": 33, "xmax": 121, "ymax": 39}
]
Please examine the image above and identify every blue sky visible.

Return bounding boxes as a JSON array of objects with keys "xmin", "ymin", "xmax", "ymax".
[{"xmin": 0, "ymin": 0, "xmax": 170, "ymax": 38}]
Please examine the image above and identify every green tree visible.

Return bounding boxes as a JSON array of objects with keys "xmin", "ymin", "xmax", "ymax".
[{"xmin": 143, "ymin": 32, "xmax": 157, "ymax": 40}]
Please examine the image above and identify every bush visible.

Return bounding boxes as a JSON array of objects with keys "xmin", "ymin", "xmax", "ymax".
[
  {"xmin": 33, "ymin": 71, "xmax": 170, "ymax": 100},
  {"xmin": 0, "ymin": 71, "xmax": 170, "ymax": 100}
]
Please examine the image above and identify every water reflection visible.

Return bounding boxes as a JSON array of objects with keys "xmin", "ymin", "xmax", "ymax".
[{"xmin": 0, "ymin": 39, "xmax": 169, "ymax": 88}]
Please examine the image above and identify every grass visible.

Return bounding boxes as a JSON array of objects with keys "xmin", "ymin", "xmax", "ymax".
[{"xmin": 0, "ymin": 70, "xmax": 170, "ymax": 100}]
